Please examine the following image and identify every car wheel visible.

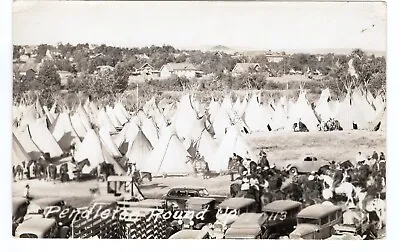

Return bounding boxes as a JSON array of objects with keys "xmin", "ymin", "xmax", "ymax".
[{"xmin": 289, "ymin": 167, "xmax": 298, "ymax": 175}]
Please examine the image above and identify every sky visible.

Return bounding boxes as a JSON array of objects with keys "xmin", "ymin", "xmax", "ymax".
[{"xmin": 12, "ymin": 1, "xmax": 387, "ymax": 52}]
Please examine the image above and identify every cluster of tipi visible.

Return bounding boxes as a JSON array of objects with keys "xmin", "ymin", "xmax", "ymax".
[{"xmin": 12, "ymin": 86, "xmax": 385, "ymax": 177}]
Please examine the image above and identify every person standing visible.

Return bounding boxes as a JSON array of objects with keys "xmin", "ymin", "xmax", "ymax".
[
  {"xmin": 356, "ymin": 152, "xmax": 366, "ymax": 165},
  {"xmin": 372, "ymin": 151, "xmax": 379, "ymax": 161},
  {"xmin": 379, "ymin": 152, "xmax": 385, "ymax": 162}
]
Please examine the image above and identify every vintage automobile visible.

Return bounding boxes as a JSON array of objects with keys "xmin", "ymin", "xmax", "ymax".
[
  {"xmin": 163, "ymin": 187, "xmax": 226, "ymax": 210},
  {"xmin": 169, "ymin": 229, "xmax": 211, "ymax": 239},
  {"xmin": 224, "ymin": 213, "xmax": 268, "ymax": 239},
  {"xmin": 261, "ymin": 200, "xmax": 303, "ymax": 239},
  {"xmin": 327, "ymin": 224, "xmax": 363, "ymax": 240},
  {"xmin": 285, "ymin": 155, "xmax": 330, "ymax": 174},
  {"xmin": 117, "ymin": 198, "xmax": 166, "ymax": 210},
  {"xmin": 15, "ymin": 217, "xmax": 59, "ymax": 238},
  {"xmin": 178, "ymin": 197, "xmax": 217, "ymax": 230},
  {"xmin": 12, "ymin": 197, "xmax": 30, "ymax": 236},
  {"xmin": 209, "ymin": 198, "xmax": 258, "ymax": 239},
  {"xmin": 289, "ymin": 204, "xmax": 343, "ymax": 240},
  {"xmin": 26, "ymin": 197, "xmax": 74, "ymax": 237}
]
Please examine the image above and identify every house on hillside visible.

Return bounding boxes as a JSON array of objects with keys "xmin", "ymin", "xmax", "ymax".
[
  {"xmin": 95, "ymin": 65, "xmax": 115, "ymax": 74},
  {"xmin": 128, "ymin": 63, "xmax": 161, "ymax": 84},
  {"xmin": 138, "ymin": 63, "xmax": 160, "ymax": 75},
  {"xmin": 159, "ymin": 63, "xmax": 200, "ymax": 79},
  {"xmin": 57, "ymin": 71, "xmax": 74, "ymax": 87},
  {"xmin": 136, "ymin": 54, "xmax": 150, "ymax": 60},
  {"xmin": 265, "ymin": 52, "xmax": 286, "ymax": 63},
  {"xmin": 232, "ymin": 63, "xmax": 261, "ymax": 76},
  {"xmin": 15, "ymin": 62, "xmax": 41, "ymax": 80}
]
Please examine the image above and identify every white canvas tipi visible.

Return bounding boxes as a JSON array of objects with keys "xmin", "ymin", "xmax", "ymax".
[
  {"xmin": 12, "ymin": 133, "xmax": 31, "ymax": 167},
  {"xmin": 142, "ymin": 126, "xmax": 193, "ymax": 176},
  {"xmin": 209, "ymin": 126, "xmax": 257, "ymax": 173},
  {"xmin": 126, "ymin": 130, "xmax": 153, "ymax": 171}
]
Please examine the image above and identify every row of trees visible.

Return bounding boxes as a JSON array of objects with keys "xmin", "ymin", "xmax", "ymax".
[{"xmin": 13, "ymin": 43, "xmax": 386, "ymax": 107}]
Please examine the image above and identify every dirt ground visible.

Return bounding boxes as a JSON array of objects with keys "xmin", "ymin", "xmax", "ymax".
[{"xmin": 12, "ymin": 130, "xmax": 386, "ymax": 208}]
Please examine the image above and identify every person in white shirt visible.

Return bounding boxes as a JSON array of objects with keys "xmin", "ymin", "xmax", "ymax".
[{"xmin": 355, "ymin": 152, "xmax": 366, "ymax": 165}]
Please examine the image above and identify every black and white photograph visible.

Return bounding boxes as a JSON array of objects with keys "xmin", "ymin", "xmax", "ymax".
[{"xmin": 8, "ymin": 0, "xmax": 388, "ymax": 240}]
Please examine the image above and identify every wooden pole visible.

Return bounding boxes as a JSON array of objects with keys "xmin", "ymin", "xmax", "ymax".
[{"xmin": 136, "ymin": 82, "xmax": 139, "ymax": 113}]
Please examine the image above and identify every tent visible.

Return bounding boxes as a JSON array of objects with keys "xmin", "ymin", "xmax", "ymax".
[
  {"xmin": 137, "ymin": 111, "xmax": 159, "ymax": 147},
  {"xmin": 287, "ymin": 91, "xmax": 319, "ymax": 131},
  {"xmin": 43, "ymin": 106, "xmax": 56, "ymax": 125},
  {"xmin": 208, "ymin": 98, "xmax": 221, "ymax": 123},
  {"xmin": 15, "ymin": 127, "xmax": 42, "ymax": 160},
  {"xmin": 74, "ymin": 129, "xmax": 125, "ymax": 175},
  {"xmin": 126, "ymin": 130, "xmax": 153, "ymax": 171},
  {"xmin": 23, "ymin": 121, "xmax": 63, "ymax": 158},
  {"xmin": 115, "ymin": 101, "xmax": 130, "ymax": 119},
  {"xmin": 113, "ymin": 103, "xmax": 129, "ymax": 126},
  {"xmin": 96, "ymin": 108, "xmax": 116, "ymax": 133},
  {"xmin": 183, "ymin": 117, "xmax": 217, "ymax": 164},
  {"xmin": 368, "ymin": 107, "xmax": 386, "ymax": 131},
  {"xmin": 244, "ymin": 93, "xmax": 271, "ymax": 132},
  {"xmin": 171, "ymin": 94, "xmax": 199, "ymax": 140},
  {"xmin": 335, "ymin": 90, "xmax": 368, "ymax": 130},
  {"xmin": 142, "ymin": 126, "xmax": 193, "ymax": 176},
  {"xmin": 99, "ymin": 127, "xmax": 122, "ymax": 158},
  {"xmin": 76, "ymin": 103, "xmax": 92, "ymax": 131},
  {"xmin": 12, "ymin": 133, "xmax": 31, "ymax": 167},
  {"xmin": 315, "ymin": 88, "xmax": 336, "ymax": 122},
  {"xmin": 71, "ymin": 113, "xmax": 88, "ymax": 139},
  {"xmin": 106, "ymin": 105, "xmax": 123, "ymax": 128},
  {"xmin": 209, "ymin": 126, "xmax": 257, "ymax": 173},
  {"xmin": 50, "ymin": 112, "xmax": 81, "ymax": 151}
]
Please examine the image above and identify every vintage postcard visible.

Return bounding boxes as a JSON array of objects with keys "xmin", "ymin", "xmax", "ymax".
[{"xmin": 11, "ymin": 0, "xmax": 386, "ymax": 240}]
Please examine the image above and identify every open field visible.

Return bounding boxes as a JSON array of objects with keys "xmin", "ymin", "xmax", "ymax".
[
  {"xmin": 265, "ymin": 74, "xmax": 325, "ymax": 83},
  {"xmin": 12, "ymin": 130, "xmax": 386, "ymax": 208}
]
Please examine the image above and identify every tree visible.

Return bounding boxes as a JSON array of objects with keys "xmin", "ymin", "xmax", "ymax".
[
  {"xmin": 37, "ymin": 60, "xmax": 61, "ymax": 100},
  {"xmin": 113, "ymin": 63, "xmax": 130, "ymax": 93},
  {"xmin": 13, "ymin": 45, "xmax": 22, "ymax": 60}
]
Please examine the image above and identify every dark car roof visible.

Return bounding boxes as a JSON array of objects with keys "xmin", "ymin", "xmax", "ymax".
[
  {"xmin": 297, "ymin": 204, "xmax": 342, "ymax": 219},
  {"xmin": 263, "ymin": 200, "xmax": 302, "ymax": 212},
  {"xmin": 186, "ymin": 197, "xmax": 215, "ymax": 205},
  {"xmin": 12, "ymin": 197, "xmax": 29, "ymax": 216},
  {"xmin": 169, "ymin": 229, "xmax": 208, "ymax": 239},
  {"xmin": 218, "ymin": 198, "xmax": 256, "ymax": 209},
  {"xmin": 31, "ymin": 197, "xmax": 64, "ymax": 208},
  {"xmin": 169, "ymin": 187, "xmax": 207, "ymax": 192},
  {"xmin": 118, "ymin": 199, "xmax": 165, "ymax": 208}
]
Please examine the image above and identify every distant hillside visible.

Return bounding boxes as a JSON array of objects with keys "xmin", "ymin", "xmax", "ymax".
[{"xmin": 195, "ymin": 45, "xmax": 386, "ymax": 57}]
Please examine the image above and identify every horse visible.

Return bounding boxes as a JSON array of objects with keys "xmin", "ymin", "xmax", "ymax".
[
  {"xmin": 73, "ymin": 158, "xmax": 91, "ymax": 180},
  {"xmin": 97, "ymin": 162, "xmax": 115, "ymax": 182},
  {"xmin": 186, "ymin": 155, "xmax": 210, "ymax": 179},
  {"xmin": 334, "ymin": 182, "xmax": 356, "ymax": 206},
  {"xmin": 229, "ymin": 159, "xmax": 246, "ymax": 181}
]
